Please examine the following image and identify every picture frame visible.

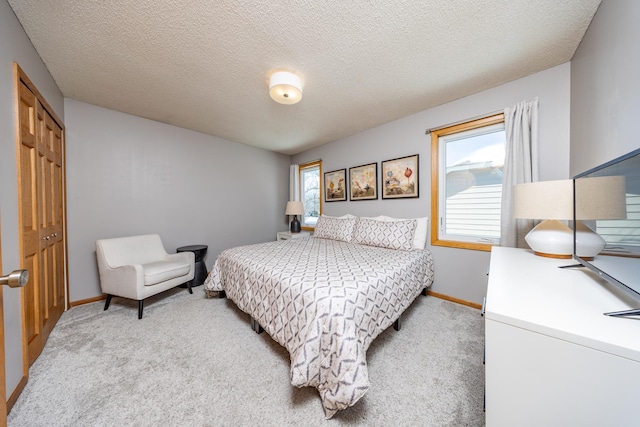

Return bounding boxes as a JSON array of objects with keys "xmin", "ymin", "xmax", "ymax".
[
  {"xmin": 349, "ymin": 162, "xmax": 378, "ymax": 201},
  {"xmin": 381, "ymin": 154, "xmax": 419, "ymax": 199},
  {"xmin": 324, "ymin": 169, "xmax": 347, "ymax": 202}
]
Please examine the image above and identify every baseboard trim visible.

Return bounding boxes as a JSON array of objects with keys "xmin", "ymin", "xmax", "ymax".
[
  {"xmin": 427, "ymin": 290, "xmax": 482, "ymax": 310},
  {"xmin": 7, "ymin": 373, "xmax": 28, "ymax": 413},
  {"xmin": 69, "ymin": 294, "xmax": 106, "ymax": 307}
]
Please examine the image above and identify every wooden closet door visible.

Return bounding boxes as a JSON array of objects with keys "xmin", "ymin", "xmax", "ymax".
[
  {"xmin": 0, "ymin": 219, "xmax": 8, "ymax": 426},
  {"xmin": 47, "ymin": 111, "xmax": 65, "ymax": 333},
  {"xmin": 18, "ymin": 81, "xmax": 43, "ymax": 364},
  {"xmin": 17, "ymin": 78, "xmax": 66, "ymax": 366},
  {"xmin": 37, "ymin": 102, "xmax": 65, "ymax": 344}
]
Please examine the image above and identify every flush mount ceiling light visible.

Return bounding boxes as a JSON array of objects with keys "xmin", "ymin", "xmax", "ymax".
[{"xmin": 269, "ymin": 71, "xmax": 303, "ymax": 105}]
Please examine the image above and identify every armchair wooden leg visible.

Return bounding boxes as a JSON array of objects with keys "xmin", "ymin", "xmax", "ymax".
[
  {"xmin": 187, "ymin": 281, "xmax": 193, "ymax": 294},
  {"xmin": 138, "ymin": 300, "xmax": 144, "ymax": 319},
  {"xmin": 104, "ymin": 294, "xmax": 112, "ymax": 311}
]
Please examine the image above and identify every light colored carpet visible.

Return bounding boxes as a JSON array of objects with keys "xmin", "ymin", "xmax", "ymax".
[{"xmin": 8, "ymin": 286, "xmax": 485, "ymax": 426}]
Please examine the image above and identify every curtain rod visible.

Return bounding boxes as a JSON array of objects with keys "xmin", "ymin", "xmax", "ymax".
[{"xmin": 424, "ymin": 109, "xmax": 504, "ymax": 135}]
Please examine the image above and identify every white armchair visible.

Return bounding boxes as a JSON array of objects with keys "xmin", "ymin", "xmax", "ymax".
[{"xmin": 96, "ymin": 234, "xmax": 195, "ymax": 319}]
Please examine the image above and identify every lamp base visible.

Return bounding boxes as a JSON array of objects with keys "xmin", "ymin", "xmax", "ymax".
[
  {"xmin": 290, "ymin": 216, "xmax": 301, "ymax": 233},
  {"xmin": 524, "ymin": 219, "xmax": 606, "ymax": 259},
  {"xmin": 574, "ymin": 221, "xmax": 606, "ymax": 259},
  {"xmin": 531, "ymin": 251, "xmax": 572, "ymax": 260},
  {"xmin": 525, "ymin": 220, "xmax": 573, "ymax": 258}
]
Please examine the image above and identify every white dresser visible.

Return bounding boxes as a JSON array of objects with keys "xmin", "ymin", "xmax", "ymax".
[{"xmin": 484, "ymin": 247, "xmax": 640, "ymax": 427}]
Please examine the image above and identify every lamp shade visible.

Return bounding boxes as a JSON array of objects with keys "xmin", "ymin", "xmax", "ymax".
[
  {"xmin": 269, "ymin": 71, "xmax": 302, "ymax": 105},
  {"xmin": 514, "ymin": 177, "xmax": 627, "ymax": 221},
  {"xmin": 513, "ymin": 179, "xmax": 573, "ymax": 220},
  {"xmin": 285, "ymin": 201, "xmax": 304, "ymax": 216},
  {"xmin": 574, "ymin": 176, "xmax": 627, "ymax": 220},
  {"xmin": 513, "ymin": 177, "xmax": 627, "ymax": 259}
]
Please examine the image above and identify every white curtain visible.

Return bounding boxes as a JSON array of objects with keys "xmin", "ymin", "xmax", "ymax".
[
  {"xmin": 289, "ymin": 164, "xmax": 300, "ymax": 201},
  {"xmin": 500, "ymin": 98, "xmax": 539, "ymax": 248}
]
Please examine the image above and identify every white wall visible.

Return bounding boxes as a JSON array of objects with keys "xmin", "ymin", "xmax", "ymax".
[
  {"xmin": 0, "ymin": 0, "xmax": 65, "ymax": 402},
  {"xmin": 571, "ymin": 0, "xmax": 640, "ymax": 173},
  {"xmin": 65, "ymin": 99, "xmax": 290, "ymax": 302},
  {"xmin": 292, "ymin": 63, "xmax": 571, "ymax": 304}
]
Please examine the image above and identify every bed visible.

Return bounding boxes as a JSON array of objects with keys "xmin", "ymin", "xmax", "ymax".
[{"xmin": 203, "ymin": 215, "xmax": 434, "ymax": 418}]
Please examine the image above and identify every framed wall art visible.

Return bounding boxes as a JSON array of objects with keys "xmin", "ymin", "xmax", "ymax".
[
  {"xmin": 324, "ymin": 169, "xmax": 347, "ymax": 202},
  {"xmin": 349, "ymin": 162, "xmax": 378, "ymax": 201},
  {"xmin": 381, "ymin": 154, "xmax": 419, "ymax": 199}
]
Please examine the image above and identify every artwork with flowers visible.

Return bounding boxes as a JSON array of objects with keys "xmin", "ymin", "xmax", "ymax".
[
  {"xmin": 324, "ymin": 169, "xmax": 347, "ymax": 202},
  {"xmin": 349, "ymin": 163, "xmax": 378, "ymax": 201},
  {"xmin": 381, "ymin": 154, "xmax": 419, "ymax": 199}
]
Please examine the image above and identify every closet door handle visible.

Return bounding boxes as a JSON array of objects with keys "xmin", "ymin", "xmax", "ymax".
[
  {"xmin": 0, "ymin": 269, "xmax": 29, "ymax": 288},
  {"xmin": 43, "ymin": 236, "xmax": 50, "ymax": 240}
]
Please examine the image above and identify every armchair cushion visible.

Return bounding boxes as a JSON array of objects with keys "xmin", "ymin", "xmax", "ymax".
[{"xmin": 143, "ymin": 260, "xmax": 192, "ymax": 286}]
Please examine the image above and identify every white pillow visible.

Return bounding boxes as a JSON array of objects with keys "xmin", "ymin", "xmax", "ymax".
[
  {"xmin": 379, "ymin": 216, "xmax": 429, "ymax": 250},
  {"xmin": 314, "ymin": 216, "xmax": 357, "ymax": 242},
  {"xmin": 320, "ymin": 214, "xmax": 357, "ymax": 219},
  {"xmin": 353, "ymin": 218, "xmax": 417, "ymax": 251}
]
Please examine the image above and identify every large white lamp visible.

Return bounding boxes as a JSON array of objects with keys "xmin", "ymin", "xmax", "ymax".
[
  {"xmin": 285, "ymin": 201, "xmax": 304, "ymax": 233},
  {"xmin": 514, "ymin": 177, "xmax": 626, "ymax": 259},
  {"xmin": 269, "ymin": 71, "xmax": 303, "ymax": 105}
]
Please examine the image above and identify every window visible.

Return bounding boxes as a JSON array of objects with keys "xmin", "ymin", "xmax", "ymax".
[
  {"xmin": 299, "ymin": 160, "xmax": 322, "ymax": 230},
  {"xmin": 431, "ymin": 113, "xmax": 505, "ymax": 251}
]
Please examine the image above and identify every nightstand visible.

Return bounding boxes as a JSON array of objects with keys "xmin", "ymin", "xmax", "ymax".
[
  {"xmin": 277, "ymin": 231, "xmax": 311, "ymax": 241},
  {"xmin": 176, "ymin": 244, "xmax": 208, "ymax": 288}
]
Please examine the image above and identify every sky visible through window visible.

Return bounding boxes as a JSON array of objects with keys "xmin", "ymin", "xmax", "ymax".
[{"xmin": 446, "ymin": 130, "xmax": 505, "ymax": 168}]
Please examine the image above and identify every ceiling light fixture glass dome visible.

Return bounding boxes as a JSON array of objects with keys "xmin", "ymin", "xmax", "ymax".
[{"xmin": 269, "ymin": 71, "xmax": 303, "ymax": 105}]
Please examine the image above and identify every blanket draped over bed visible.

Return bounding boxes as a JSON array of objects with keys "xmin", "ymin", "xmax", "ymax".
[{"xmin": 203, "ymin": 236, "xmax": 434, "ymax": 418}]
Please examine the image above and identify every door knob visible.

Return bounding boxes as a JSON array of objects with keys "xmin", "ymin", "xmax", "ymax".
[{"xmin": 0, "ymin": 269, "xmax": 29, "ymax": 288}]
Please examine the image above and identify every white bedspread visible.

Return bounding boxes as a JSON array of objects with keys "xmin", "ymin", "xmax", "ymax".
[{"xmin": 203, "ymin": 236, "xmax": 434, "ymax": 418}]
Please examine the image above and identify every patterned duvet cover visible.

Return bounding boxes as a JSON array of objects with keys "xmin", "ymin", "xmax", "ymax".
[{"xmin": 203, "ymin": 236, "xmax": 434, "ymax": 418}]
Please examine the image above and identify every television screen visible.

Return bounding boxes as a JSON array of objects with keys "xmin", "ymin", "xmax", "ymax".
[{"xmin": 573, "ymin": 148, "xmax": 640, "ymax": 317}]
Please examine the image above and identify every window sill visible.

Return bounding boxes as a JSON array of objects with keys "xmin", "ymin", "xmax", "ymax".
[{"xmin": 430, "ymin": 238, "xmax": 495, "ymax": 252}]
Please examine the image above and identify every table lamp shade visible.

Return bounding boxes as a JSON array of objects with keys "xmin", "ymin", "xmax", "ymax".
[
  {"xmin": 574, "ymin": 176, "xmax": 627, "ymax": 220},
  {"xmin": 285, "ymin": 201, "xmax": 304, "ymax": 216},
  {"xmin": 513, "ymin": 177, "xmax": 627, "ymax": 258},
  {"xmin": 514, "ymin": 180, "xmax": 573, "ymax": 220}
]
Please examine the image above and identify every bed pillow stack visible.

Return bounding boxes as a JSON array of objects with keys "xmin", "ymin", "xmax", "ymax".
[
  {"xmin": 313, "ymin": 214, "xmax": 428, "ymax": 251},
  {"xmin": 352, "ymin": 218, "xmax": 417, "ymax": 251},
  {"xmin": 378, "ymin": 216, "xmax": 429, "ymax": 250},
  {"xmin": 313, "ymin": 215, "xmax": 358, "ymax": 242}
]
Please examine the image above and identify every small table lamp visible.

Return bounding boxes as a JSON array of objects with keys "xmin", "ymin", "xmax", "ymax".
[
  {"xmin": 285, "ymin": 201, "xmax": 304, "ymax": 233},
  {"xmin": 514, "ymin": 177, "xmax": 626, "ymax": 259}
]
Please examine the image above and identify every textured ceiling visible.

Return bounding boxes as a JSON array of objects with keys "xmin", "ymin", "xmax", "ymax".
[{"xmin": 8, "ymin": 0, "xmax": 601, "ymax": 155}]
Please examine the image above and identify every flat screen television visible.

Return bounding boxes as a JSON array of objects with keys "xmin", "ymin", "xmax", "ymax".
[{"xmin": 572, "ymin": 147, "xmax": 640, "ymax": 317}]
